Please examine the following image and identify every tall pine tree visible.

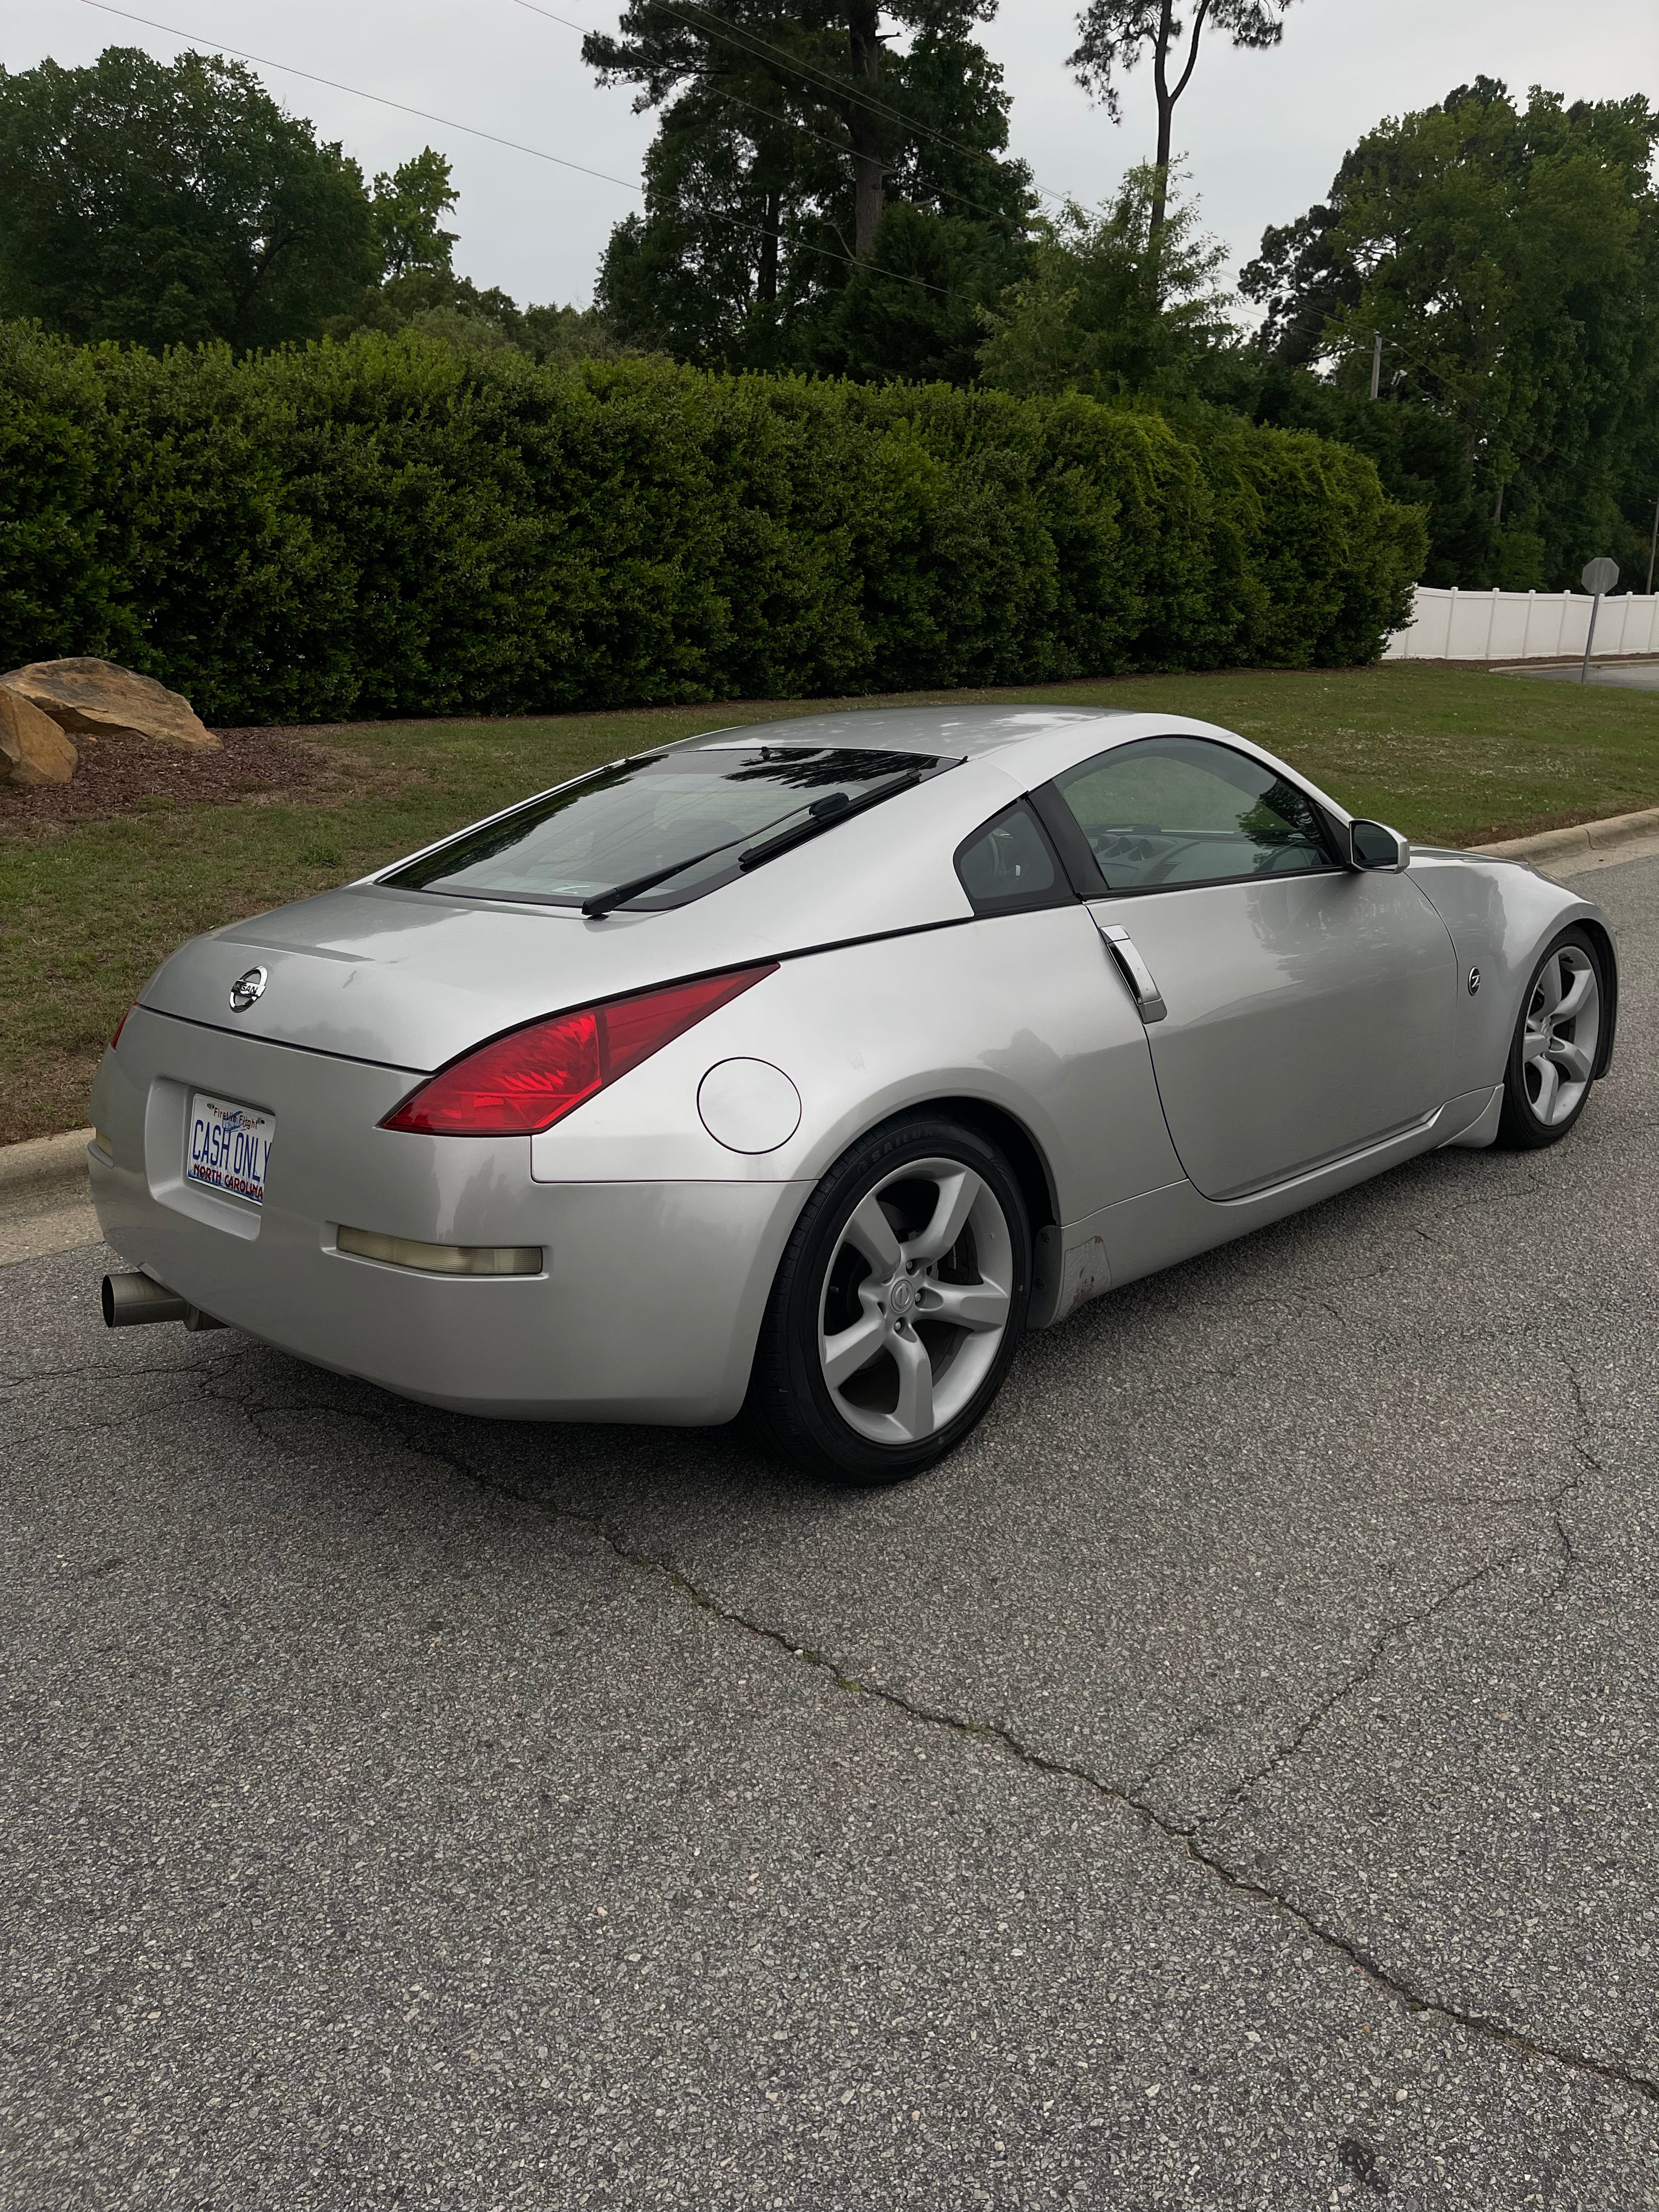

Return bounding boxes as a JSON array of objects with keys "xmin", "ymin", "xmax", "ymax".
[{"xmin": 586, "ymin": 3, "xmax": 1031, "ymax": 379}]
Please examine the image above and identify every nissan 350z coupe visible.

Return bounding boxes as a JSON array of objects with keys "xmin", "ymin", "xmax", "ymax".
[{"xmin": 91, "ymin": 706, "xmax": 1618, "ymax": 1483}]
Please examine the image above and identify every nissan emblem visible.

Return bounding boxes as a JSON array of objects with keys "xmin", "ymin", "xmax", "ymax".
[{"xmin": 229, "ymin": 966, "xmax": 267, "ymax": 1012}]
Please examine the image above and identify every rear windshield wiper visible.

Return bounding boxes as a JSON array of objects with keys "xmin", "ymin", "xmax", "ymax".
[
  {"xmin": 737, "ymin": 771, "xmax": 922, "ymax": 872},
  {"xmin": 580, "ymin": 833, "xmax": 750, "ymax": 918},
  {"xmin": 580, "ymin": 773, "xmax": 922, "ymax": 918}
]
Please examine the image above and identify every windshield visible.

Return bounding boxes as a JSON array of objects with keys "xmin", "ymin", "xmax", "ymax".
[{"xmin": 384, "ymin": 743, "xmax": 950, "ymax": 911}]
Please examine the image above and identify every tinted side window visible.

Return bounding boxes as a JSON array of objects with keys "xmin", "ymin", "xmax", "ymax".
[
  {"xmin": 1053, "ymin": 737, "xmax": 1334, "ymax": 892},
  {"xmin": 954, "ymin": 802, "xmax": 1066, "ymax": 915}
]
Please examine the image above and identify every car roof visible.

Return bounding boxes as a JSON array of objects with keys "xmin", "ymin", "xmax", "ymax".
[
  {"xmin": 680, "ymin": 703, "xmax": 1135, "ymax": 764},
  {"xmin": 679, "ymin": 703, "xmax": 1361, "ymax": 839}
]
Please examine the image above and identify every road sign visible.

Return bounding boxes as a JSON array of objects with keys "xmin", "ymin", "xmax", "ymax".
[{"xmin": 1579, "ymin": 557, "xmax": 1621, "ymax": 683}]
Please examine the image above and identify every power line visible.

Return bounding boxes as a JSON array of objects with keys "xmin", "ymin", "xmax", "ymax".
[
  {"xmin": 78, "ymin": 0, "xmax": 958, "ymax": 302},
  {"xmin": 518, "ymin": 0, "xmax": 892, "ymax": 185},
  {"xmin": 646, "ymin": 1, "xmax": 1071, "ymax": 206},
  {"xmin": 514, "ymin": 0, "xmax": 1031, "ymax": 230},
  {"xmin": 79, "ymin": 1, "xmax": 646, "ymax": 193}
]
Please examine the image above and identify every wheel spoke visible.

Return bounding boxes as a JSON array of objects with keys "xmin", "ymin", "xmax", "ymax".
[
  {"xmin": 1555, "ymin": 964, "xmax": 1594, "ymax": 1022},
  {"xmin": 843, "ymin": 1194, "xmax": 901, "ymax": 1274},
  {"xmin": 1521, "ymin": 1023, "xmax": 1551, "ymax": 1065},
  {"xmin": 889, "ymin": 1329, "xmax": 935, "ymax": 1440},
  {"xmin": 821, "ymin": 1307, "xmax": 889, "ymax": 1391},
  {"xmin": 906, "ymin": 1169, "xmax": 983, "ymax": 1264},
  {"xmin": 1547, "ymin": 1036, "xmax": 1593, "ymax": 1084},
  {"xmin": 1534, "ymin": 955, "xmax": 1564, "ymax": 1015},
  {"xmin": 921, "ymin": 1278, "xmax": 1011, "ymax": 1333},
  {"xmin": 1531, "ymin": 1056, "xmax": 1561, "ymax": 1122}
]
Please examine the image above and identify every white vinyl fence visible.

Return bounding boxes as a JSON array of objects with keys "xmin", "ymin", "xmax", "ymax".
[{"xmin": 1383, "ymin": 584, "xmax": 1659, "ymax": 662}]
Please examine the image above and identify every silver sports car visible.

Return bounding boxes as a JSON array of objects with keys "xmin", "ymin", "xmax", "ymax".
[{"xmin": 91, "ymin": 705, "xmax": 1617, "ymax": 1483}]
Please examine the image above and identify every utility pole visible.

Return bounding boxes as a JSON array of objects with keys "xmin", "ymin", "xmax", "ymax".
[
  {"xmin": 1369, "ymin": 331, "xmax": 1382, "ymax": 400},
  {"xmin": 1648, "ymin": 491, "xmax": 1658, "ymax": 596}
]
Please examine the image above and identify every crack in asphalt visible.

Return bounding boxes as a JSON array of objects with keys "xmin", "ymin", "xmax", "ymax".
[
  {"xmin": 3, "ymin": 1361, "xmax": 230, "ymax": 1453},
  {"xmin": 1204, "ymin": 1545, "xmax": 1527, "ymax": 1826},
  {"xmin": 1144, "ymin": 1364, "xmax": 1596, "ymax": 1876},
  {"xmin": 1038, "ymin": 1354, "xmax": 1596, "ymax": 1829},
  {"xmin": 1124, "ymin": 1711, "xmax": 1221, "ymax": 1796},
  {"xmin": 1553, "ymin": 1360, "xmax": 1604, "ymax": 1587},
  {"xmin": 0, "ymin": 1355, "xmax": 220, "ymax": 1395},
  {"xmin": 190, "ymin": 1378, "xmax": 1659, "ymax": 2114},
  {"xmin": 6, "ymin": 1418, "xmax": 132, "ymax": 1450}
]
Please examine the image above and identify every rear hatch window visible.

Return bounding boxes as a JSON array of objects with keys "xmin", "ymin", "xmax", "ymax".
[{"xmin": 383, "ymin": 742, "xmax": 952, "ymax": 914}]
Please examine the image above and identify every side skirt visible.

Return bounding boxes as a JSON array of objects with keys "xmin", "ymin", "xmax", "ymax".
[{"xmin": 1042, "ymin": 1088, "xmax": 1499, "ymax": 1310}]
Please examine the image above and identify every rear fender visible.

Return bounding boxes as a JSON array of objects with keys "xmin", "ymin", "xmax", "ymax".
[{"xmin": 527, "ymin": 907, "xmax": 1183, "ymax": 1226}]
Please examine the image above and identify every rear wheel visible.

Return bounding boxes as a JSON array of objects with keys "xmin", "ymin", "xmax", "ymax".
[
  {"xmin": 1496, "ymin": 926, "xmax": 1605, "ymax": 1149},
  {"xmin": 744, "ymin": 1115, "xmax": 1031, "ymax": 1485}
]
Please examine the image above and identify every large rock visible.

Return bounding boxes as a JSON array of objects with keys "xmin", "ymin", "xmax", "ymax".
[
  {"xmin": 0, "ymin": 686, "xmax": 78, "ymax": 786},
  {"xmin": 0, "ymin": 657, "xmax": 220, "ymax": 751}
]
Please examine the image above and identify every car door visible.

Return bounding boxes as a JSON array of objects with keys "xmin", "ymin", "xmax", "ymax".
[
  {"xmin": 1036, "ymin": 734, "xmax": 1459, "ymax": 1200},
  {"xmin": 949, "ymin": 797, "xmax": 1183, "ymax": 1217}
]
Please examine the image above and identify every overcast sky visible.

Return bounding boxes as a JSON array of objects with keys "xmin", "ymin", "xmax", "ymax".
[{"xmin": 8, "ymin": 0, "xmax": 1656, "ymax": 312}]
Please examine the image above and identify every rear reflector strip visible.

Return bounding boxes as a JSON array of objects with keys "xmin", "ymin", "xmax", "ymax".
[{"xmin": 336, "ymin": 1226, "xmax": 542, "ymax": 1276}]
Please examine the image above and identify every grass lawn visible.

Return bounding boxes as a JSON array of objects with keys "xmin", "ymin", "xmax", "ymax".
[{"xmin": 3, "ymin": 660, "xmax": 1655, "ymax": 1147}]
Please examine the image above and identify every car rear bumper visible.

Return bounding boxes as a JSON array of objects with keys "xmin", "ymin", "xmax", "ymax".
[{"xmin": 89, "ymin": 1010, "xmax": 809, "ymax": 1423}]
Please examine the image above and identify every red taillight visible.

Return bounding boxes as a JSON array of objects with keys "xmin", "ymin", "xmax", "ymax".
[
  {"xmin": 380, "ymin": 964, "xmax": 778, "ymax": 1137},
  {"xmin": 110, "ymin": 1003, "xmax": 137, "ymax": 1049}
]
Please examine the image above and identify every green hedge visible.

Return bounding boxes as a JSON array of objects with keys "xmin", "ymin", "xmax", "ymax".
[{"xmin": 0, "ymin": 323, "xmax": 1426, "ymax": 724}]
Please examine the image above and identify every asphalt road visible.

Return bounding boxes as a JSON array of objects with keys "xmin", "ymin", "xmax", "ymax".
[
  {"xmin": 1499, "ymin": 658, "xmax": 1659, "ymax": 691},
  {"xmin": 5, "ymin": 855, "xmax": 1658, "ymax": 2212}
]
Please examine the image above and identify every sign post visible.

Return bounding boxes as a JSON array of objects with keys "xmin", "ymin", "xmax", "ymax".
[{"xmin": 1579, "ymin": 557, "xmax": 1620, "ymax": 685}]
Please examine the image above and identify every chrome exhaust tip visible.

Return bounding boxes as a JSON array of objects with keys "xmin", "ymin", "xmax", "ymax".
[{"xmin": 101, "ymin": 1272, "xmax": 189, "ymax": 1328}]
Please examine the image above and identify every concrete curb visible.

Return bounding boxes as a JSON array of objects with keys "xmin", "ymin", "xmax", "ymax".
[
  {"xmin": 0, "ymin": 1125, "xmax": 94, "ymax": 1204},
  {"xmin": 0, "ymin": 1128, "xmax": 101, "ymax": 1268},
  {"xmin": 1472, "ymin": 805, "xmax": 1659, "ymax": 867}
]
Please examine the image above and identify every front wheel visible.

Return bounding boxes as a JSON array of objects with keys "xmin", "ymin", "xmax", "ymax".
[
  {"xmin": 743, "ymin": 1115, "xmax": 1031, "ymax": 1485},
  {"xmin": 1496, "ymin": 926, "xmax": 1606, "ymax": 1149}
]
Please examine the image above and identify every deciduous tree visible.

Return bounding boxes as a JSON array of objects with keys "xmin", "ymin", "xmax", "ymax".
[
  {"xmin": 370, "ymin": 148, "xmax": 459, "ymax": 280},
  {"xmin": 1241, "ymin": 80, "xmax": 1659, "ymax": 588},
  {"xmin": 0, "ymin": 46, "xmax": 377, "ymax": 350},
  {"xmin": 978, "ymin": 165, "xmax": 1232, "ymax": 401}
]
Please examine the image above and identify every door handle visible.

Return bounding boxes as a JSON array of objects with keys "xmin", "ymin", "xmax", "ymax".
[{"xmin": 1094, "ymin": 920, "xmax": 1168, "ymax": 1023}]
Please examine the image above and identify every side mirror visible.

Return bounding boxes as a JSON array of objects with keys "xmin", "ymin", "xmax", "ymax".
[{"xmin": 1348, "ymin": 819, "xmax": 1410, "ymax": 872}]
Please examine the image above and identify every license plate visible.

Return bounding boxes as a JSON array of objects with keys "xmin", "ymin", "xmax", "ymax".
[{"xmin": 185, "ymin": 1093, "xmax": 275, "ymax": 1204}]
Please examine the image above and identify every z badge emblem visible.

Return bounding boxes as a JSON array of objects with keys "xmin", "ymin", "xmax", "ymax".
[{"xmin": 229, "ymin": 966, "xmax": 267, "ymax": 1012}]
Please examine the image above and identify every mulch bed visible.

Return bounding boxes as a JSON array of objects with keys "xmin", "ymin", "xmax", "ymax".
[{"xmin": 0, "ymin": 725, "xmax": 410, "ymax": 836}]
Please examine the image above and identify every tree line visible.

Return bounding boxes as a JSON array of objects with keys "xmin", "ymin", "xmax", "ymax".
[{"xmin": 1, "ymin": 20, "xmax": 1654, "ymax": 595}]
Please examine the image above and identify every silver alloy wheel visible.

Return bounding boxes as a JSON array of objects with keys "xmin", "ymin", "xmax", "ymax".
[
  {"xmin": 1521, "ymin": 944, "xmax": 1601, "ymax": 1126},
  {"xmin": 816, "ymin": 1156, "xmax": 1014, "ymax": 1446}
]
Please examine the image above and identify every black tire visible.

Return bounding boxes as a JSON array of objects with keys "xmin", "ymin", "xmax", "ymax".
[
  {"xmin": 1495, "ymin": 924, "xmax": 1606, "ymax": 1150},
  {"xmin": 743, "ymin": 1114, "xmax": 1032, "ymax": 1486}
]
